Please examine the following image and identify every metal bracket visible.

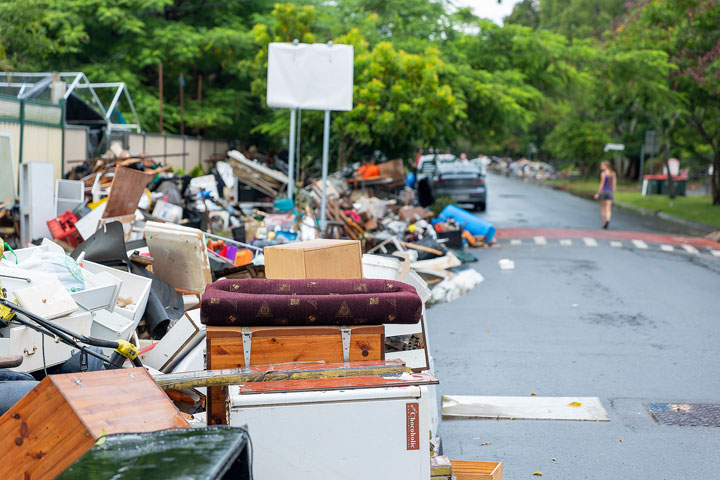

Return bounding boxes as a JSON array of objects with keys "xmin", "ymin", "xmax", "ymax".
[
  {"xmin": 242, "ymin": 327, "xmax": 253, "ymax": 367},
  {"xmin": 341, "ymin": 327, "xmax": 351, "ymax": 363}
]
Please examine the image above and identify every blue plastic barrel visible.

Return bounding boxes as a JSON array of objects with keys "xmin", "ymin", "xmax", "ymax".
[{"xmin": 438, "ymin": 204, "xmax": 496, "ymax": 242}]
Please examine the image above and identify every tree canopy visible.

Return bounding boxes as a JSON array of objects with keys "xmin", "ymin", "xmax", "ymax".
[{"xmin": 0, "ymin": 0, "xmax": 718, "ymax": 203}]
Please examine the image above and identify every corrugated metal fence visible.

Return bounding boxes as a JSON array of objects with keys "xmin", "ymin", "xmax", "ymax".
[
  {"xmin": 0, "ymin": 94, "xmax": 63, "ymax": 185},
  {"xmin": 126, "ymin": 133, "xmax": 229, "ymax": 173},
  {"xmin": 0, "ymin": 94, "xmax": 229, "ymax": 182}
]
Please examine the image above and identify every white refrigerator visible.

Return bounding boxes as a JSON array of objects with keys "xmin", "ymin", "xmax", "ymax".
[{"xmin": 229, "ymin": 384, "xmax": 432, "ymax": 479}]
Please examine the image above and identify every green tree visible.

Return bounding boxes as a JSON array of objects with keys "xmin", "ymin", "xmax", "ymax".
[{"xmin": 616, "ymin": 0, "xmax": 720, "ymax": 204}]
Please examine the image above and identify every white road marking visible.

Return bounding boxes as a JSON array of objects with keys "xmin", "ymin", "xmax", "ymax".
[
  {"xmin": 681, "ymin": 244, "xmax": 699, "ymax": 254},
  {"xmin": 610, "ymin": 241, "xmax": 623, "ymax": 248},
  {"xmin": 559, "ymin": 239, "xmax": 572, "ymax": 246},
  {"xmin": 583, "ymin": 237, "xmax": 598, "ymax": 247},
  {"xmin": 710, "ymin": 249, "xmax": 720, "ymax": 257},
  {"xmin": 534, "ymin": 236, "xmax": 547, "ymax": 245},
  {"xmin": 632, "ymin": 240, "xmax": 648, "ymax": 249},
  {"xmin": 510, "ymin": 239, "xmax": 522, "ymax": 246},
  {"xmin": 660, "ymin": 244, "xmax": 674, "ymax": 252}
]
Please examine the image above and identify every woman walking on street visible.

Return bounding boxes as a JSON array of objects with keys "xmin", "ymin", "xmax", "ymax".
[{"xmin": 594, "ymin": 161, "xmax": 616, "ymax": 229}]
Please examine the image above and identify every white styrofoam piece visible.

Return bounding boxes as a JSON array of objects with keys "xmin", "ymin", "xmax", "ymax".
[
  {"xmin": 441, "ymin": 395, "xmax": 610, "ymax": 421},
  {"xmin": 229, "ymin": 384, "xmax": 429, "ymax": 480},
  {"xmin": 13, "ymin": 279, "xmax": 79, "ymax": 319},
  {"xmin": 81, "ymin": 261, "xmax": 151, "ymax": 328},
  {"xmin": 0, "ymin": 311, "xmax": 92, "ymax": 373},
  {"xmin": 74, "ymin": 202, "xmax": 106, "ymax": 240},
  {"xmin": 267, "ymin": 42, "xmax": 354, "ymax": 111},
  {"xmin": 141, "ymin": 311, "xmax": 205, "ymax": 373}
]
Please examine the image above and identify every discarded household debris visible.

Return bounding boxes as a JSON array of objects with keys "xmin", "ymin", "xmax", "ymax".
[
  {"xmin": 0, "ymin": 136, "xmax": 501, "ymax": 478},
  {"xmin": 499, "ymin": 258, "xmax": 515, "ymax": 270}
]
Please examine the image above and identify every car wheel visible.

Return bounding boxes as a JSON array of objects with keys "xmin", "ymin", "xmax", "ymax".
[{"xmin": 476, "ymin": 202, "xmax": 486, "ymax": 212}]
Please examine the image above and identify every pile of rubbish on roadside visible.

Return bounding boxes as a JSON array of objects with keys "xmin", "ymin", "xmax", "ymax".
[{"xmin": 0, "ymin": 142, "xmax": 500, "ymax": 479}]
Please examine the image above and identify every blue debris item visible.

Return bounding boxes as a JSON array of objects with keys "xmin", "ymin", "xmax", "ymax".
[
  {"xmin": 438, "ymin": 204, "xmax": 496, "ymax": 242},
  {"xmin": 274, "ymin": 231, "xmax": 298, "ymax": 242},
  {"xmin": 406, "ymin": 172, "xmax": 416, "ymax": 188},
  {"xmin": 274, "ymin": 198, "xmax": 295, "ymax": 212}
]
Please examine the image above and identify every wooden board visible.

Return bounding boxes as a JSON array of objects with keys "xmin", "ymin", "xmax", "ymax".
[
  {"xmin": 450, "ymin": 461, "xmax": 503, "ymax": 480},
  {"xmin": 232, "ymin": 371, "xmax": 438, "ymax": 394},
  {"xmin": 441, "ymin": 396, "xmax": 610, "ymax": 421},
  {"xmin": 0, "ymin": 367, "xmax": 188, "ymax": 479},
  {"xmin": 207, "ymin": 325, "xmax": 384, "ymax": 425},
  {"xmin": 103, "ymin": 166, "xmax": 152, "ymax": 218}
]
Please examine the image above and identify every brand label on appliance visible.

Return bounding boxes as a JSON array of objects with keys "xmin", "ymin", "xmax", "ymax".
[{"xmin": 406, "ymin": 402, "xmax": 419, "ymax": 450}]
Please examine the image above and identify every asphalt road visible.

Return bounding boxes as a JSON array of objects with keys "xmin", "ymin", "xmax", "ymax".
[
  {"xmin": 479, "ymin": 174, "xmax": 714, "ymax": 236},
  {"xmin": 430, "ymin": 174, "xmax": 720, "ymax": 479}
]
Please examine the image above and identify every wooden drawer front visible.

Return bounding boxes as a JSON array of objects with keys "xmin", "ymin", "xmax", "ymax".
[
  {"xmin": 0, "ymin": 312, "xmax": 92, "ymax": 373},
  {"xmin": 206, "ymin": 326, "xmax": 384, "ymax": 425},
  {"xmin": 210, "ymin": 332, "xmax": 383, "ymax": 369}
]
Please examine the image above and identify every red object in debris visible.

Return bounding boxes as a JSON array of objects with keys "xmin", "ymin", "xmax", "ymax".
[{"xmin": 46, "ymin": 210, "xmax": 82, "ymax": 247}]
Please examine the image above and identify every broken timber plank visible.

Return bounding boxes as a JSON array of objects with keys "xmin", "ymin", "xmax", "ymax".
[{"xmin": 153, "ymin": 361, "xmax": 409, "ymax": 391}]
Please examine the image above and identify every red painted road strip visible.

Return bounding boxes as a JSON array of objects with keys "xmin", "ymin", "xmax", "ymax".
[{"xmin": 496, "ymin": 228, "xmax": 720, "ymax": 249}]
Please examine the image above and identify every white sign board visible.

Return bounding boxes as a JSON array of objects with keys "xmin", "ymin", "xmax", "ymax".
[{"xmin": 267, "ymin": 42, "xmax": 354, "ymax": 111}]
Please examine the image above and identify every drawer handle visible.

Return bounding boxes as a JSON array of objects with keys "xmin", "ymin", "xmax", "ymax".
[{"xmin": 24, "ymin": 346, "xmax": 37, "ymax": 356}]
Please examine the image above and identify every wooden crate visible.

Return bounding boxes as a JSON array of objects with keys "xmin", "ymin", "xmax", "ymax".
[
  {"xmin": 207, "ymin": 325, "xmax": 384, "ymax": 425},
  {"xmin": 450, "ymin": 460, "xmax": 503, "ymax": 480},
  {"xmin": 0, "ymin": 367, "xmax": 188, "ymax": 480}
]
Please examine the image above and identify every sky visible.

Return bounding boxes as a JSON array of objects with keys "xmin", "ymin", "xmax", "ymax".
[{"xmin": 453, "ymin": 0, "xmax": 522, "ymax": 25}]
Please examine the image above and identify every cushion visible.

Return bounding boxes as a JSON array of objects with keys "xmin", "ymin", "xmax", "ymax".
[{"xmin": 200, "ymin": 278, "xmax": 422, "ymax": 326}]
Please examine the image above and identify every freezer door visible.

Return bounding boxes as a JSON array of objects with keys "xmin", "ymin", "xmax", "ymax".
[{"xmin": 229, "ymin": 386, "xmax": 430, "ymax": 479}]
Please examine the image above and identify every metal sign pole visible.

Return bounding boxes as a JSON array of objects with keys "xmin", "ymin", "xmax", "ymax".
[
  {"xmin": 320, "ymin": 110, "xmax": 331, "ymax": 232},
  {"xmin": 287, "ymin": 108, "xmax": 297, "ymax": 201},
  {"xmin": 296, "ymin": 109, "xmax": 302, "ymax": 184},
  {"xmin": 639, "ymin": 144, "xmax": 645, "ymax": 184}
]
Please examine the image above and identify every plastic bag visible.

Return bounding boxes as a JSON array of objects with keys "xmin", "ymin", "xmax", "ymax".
[{"xmin": 13, "ymin": 250, "xmax": 85, "ymax": 292}]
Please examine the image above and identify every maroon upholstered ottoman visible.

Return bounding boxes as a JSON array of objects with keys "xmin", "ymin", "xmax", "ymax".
[{"xmin": 200, "ymin": 278, "xmax": 422, "ymax": 326}]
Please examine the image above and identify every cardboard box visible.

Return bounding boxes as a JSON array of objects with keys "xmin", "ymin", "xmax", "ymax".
[
  {"xmin": 378, "ymin": 158, "xmax": 405, "ymax": 181},
  {"xmin": 264, "ymin": 239, "xmax": 362, "ymax": 279}
]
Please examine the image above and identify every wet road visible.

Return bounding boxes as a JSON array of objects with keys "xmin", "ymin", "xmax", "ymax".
[
  {"xmin": 430, "ymin": 174, "xmax": 720, "ymax": 479},
  {"xmin": 479, "ymin": 174, "xmax": 714, "ymax": 236}
]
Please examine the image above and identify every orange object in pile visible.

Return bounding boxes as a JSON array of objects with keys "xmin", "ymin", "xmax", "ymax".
[
  {"xmin": 234, "ymin": 249, "xmax": 253, "ymax": 266},
  {"xmin": 462, "ymin": 230, "xmax": 476, "ymax": 246},
  {"xmin": 358, "ymin": 164, "xmax": 380, "ymax": 178}
]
